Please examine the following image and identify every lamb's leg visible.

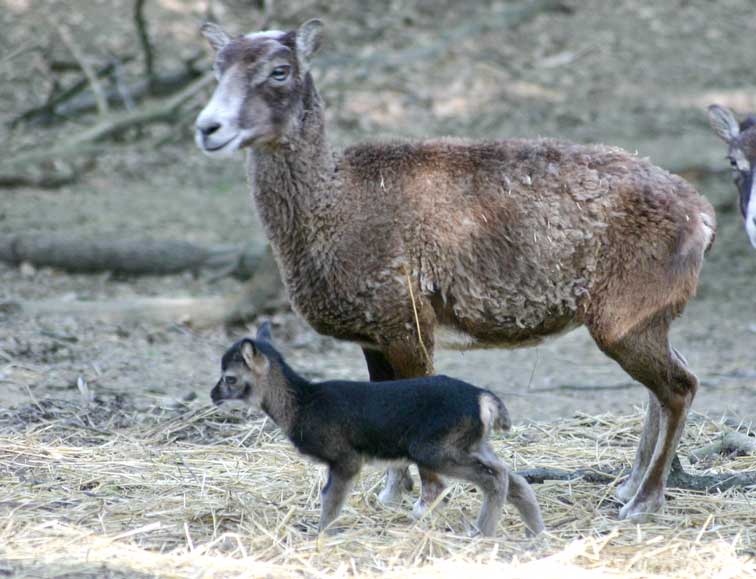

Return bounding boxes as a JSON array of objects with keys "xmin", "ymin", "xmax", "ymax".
[
  {"xmin": 414, "ymin": 444, "xmax": 507, "ymax": 537},
  {"xmin": 462, "ymin": 454, "xmax": 508, "ymax": 537},
  {"xmin": 506, "ymin": 472, "xmax": 545, "ymax": 536},
  {"xmin": 592, "ymin": 315, "xmax": 698, "ymax": 520},
  {"xmin": 615, "ymin": 391, "xmax": 660, "ymax": 502},
  {"xmin": 412, "ymin": 467, "xmax": 446, "ymax": 519},
  {"xmin": 475, "ymin": 442, "xmax": 543, "ymax": 535},
  {"xmin": 319, "ymin": 464, "xmax": 359, "ymax": 533}
]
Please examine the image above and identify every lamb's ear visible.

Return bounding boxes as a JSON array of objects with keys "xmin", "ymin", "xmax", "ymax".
[
  {"xmin": 256, "ymin": 321, "xmax": 273, "ymax": 342},
  {"xmin": 708, "ymin": 104, "xmax": 740, "ymax": 143},
  {"xmin": 295, "ymin": 19, "xmax": 323, "ymax": 70},
  {"xmin": 200, "ymin": 22, "xmax": 230, "ymax": 53},
  {"xmin": 241, "ymin": 339, "xmax": 270, "ymax": 373}
]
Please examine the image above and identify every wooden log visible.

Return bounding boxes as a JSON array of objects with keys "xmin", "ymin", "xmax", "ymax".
[{"xmin": 0, "ymin": 233, "xmax": 264, "ymax": 279}]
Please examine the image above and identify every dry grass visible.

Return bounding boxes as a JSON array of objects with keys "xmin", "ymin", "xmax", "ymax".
[{"xmin": 0, "ymin": 397, "xmax": 754, "ymax": 578}]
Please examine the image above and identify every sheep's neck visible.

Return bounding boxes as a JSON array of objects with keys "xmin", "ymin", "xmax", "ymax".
[
  {"xmin": 247, "ymin": 97, "xmax": 338, "ymax": 270},
  {"xmin": 259, "ymin": 362, "xmax": 308, "ymax": 435}
]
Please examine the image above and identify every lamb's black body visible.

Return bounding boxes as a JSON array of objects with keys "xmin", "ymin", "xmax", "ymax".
[
  {"xmin": 221, "ymin": 339, "xmax": 501, "ymax": 466},
  {"xmin": 292, "ymin": 376, "xmax": 493, "ymax": 465},
  {"xmin": 213, "ymin": 327, "xmax": 541, "ymax": 536}
]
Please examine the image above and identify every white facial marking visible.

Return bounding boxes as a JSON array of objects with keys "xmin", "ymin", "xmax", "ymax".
[
  {"xmin": 245, "ymin": 30, "xmax": 285, "ymax": 41},
  {"xmin": 747, "ymin": 178, "xmax": 756, "ymax": 248},
  {"xmin": 195, "ymin": 64, "xmax": 248, "ymax": 158},
  {"xmin": 731, "ymin": 149, "xmax": 749, "ymax": 172}
]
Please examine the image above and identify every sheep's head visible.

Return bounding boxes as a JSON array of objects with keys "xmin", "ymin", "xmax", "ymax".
[
  {"xmin": 708, "ymin": 104, "xmax": 756, "ymax": 248},
  {"xmin": 211, "ymin": 323, "xmax": 274, "ymax": 408},
  {"xmin": 195, "ymin": 19, "xmax": 323, "ymax": 157}
]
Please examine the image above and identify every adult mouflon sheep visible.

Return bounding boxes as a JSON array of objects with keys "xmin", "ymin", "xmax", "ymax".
[{"xmin": 195, "ymin": 19, "xmax": 715, "ymax": 521}]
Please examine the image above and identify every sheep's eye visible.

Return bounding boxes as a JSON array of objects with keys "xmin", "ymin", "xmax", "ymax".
[
  {"xmin": 729, "ymin": 157, "xmax": 738, "ymax": 168},
  {"xmin": 270, "ymin": 66, "xmax": 290, "ymax": 81},
  {"xmin": 224, "ymin": 376, "xmax": 237, "ymax": 385}
]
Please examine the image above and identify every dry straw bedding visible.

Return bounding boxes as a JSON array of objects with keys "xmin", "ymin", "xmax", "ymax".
[{"xmin": 0, "ymin": 397, "xmax": 754, "ymax": 578}]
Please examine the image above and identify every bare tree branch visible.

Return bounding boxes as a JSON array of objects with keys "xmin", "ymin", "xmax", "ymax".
[
  {"xmin": 134, "ymin": 0, "xmax": 155, "ymax": 90},
  {"xmin": 48, "ymin": 19, "xmax": 110, "ymax": 116}
]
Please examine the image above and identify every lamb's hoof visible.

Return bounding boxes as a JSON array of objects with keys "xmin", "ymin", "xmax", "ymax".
[
  {"xmin": 411, "ymin": 499, "xmax": 428, "ymax": 520},
  {"xmin": 378, "ymin": 485, "xmax": 404, "ymax": 506},
  {"xmin": 618, "ymin": 494, "xmax": 664, "ymax": 521}
]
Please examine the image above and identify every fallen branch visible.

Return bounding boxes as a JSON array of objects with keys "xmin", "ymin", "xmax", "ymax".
[
  {"xmin": 689, "ymin": 432, "xmax": 756, "ymax": 464},
  {"xmin": 519, "ymin": 457, "xmax": 756, "ymax": 493},
  {"xmin": 2, "ymin": 71, "xmax": 212, "ymax": 171},
  {"xmin": 0, "ymin": 253, "xmax": 286, "ymax": 327},
  {"xmin": 518, "ymin": 467, "xmax": 621, "ymax": 485},
  {"xmin": 134, "ymin": 0, "xmax": 156, "ymax": 90},
  {"xmin": 49, "ymin": 19, "xmax": 110, "ymax": 116},
  {"xmin": 0, "ymin": 233, "xmax": 264, "ymax": 278}
]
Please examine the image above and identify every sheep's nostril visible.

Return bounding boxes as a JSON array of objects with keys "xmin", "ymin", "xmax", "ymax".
[{"xmin": 198, "ymin": 122, "xmax": 222, "ymax": 138}]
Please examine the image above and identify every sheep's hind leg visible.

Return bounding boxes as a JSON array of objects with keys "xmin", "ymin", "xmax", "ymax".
[
  {"xmin": 592, "ymin": 316, "xmax": 698, "ymax": 520},
  {"xmin": 506, "ymin": 471, "xmax": 545, "ymax": 536},
  {"xmin": 476, "ymin": 442, "xmax": 543, "ymax": 536},
  {"xmin": 415, "ymin": 444, "xmax": 508, "ymax": 537},
  {"xmin": 615, "ymin": 391, "xmax": 660, "ymax": 503}
]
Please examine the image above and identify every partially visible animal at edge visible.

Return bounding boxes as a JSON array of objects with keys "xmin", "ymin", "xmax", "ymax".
[
  {"xmin": 212, "ymin": 322, "xmax": 545, "ymax": 537},
  {"xmin": 194, "ymin": 18, "xmax": 717, "ymax": 521},
  {"xmin": 707, "ymin": 104, "xmax": 756, "ymax": 248}
]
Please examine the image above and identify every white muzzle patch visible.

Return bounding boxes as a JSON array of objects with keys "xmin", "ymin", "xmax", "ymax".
[
  {"xmin": 195, "ymin": 67, "xmax": 248, "ymax": 158},
  {"xmin": 747, "ymin": 179, "xmax": 756, "ymax": 248}
]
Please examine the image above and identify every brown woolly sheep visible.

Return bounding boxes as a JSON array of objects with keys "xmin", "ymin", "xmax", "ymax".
[{"xmin": 195, "ymin": 19, "xmax": 715, "ymax": 521}]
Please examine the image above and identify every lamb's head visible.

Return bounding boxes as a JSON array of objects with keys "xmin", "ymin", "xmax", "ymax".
[
  {"xmin": 211, "ymin": 323, "xmax": 274, "ymax": 408},
  {"xmin": 708, "ymin": 104, "xmax": 756, "ymax": 248},
  {"xmin": 195, "ymin": 19, "xmax": 323, "ymax": 157}
]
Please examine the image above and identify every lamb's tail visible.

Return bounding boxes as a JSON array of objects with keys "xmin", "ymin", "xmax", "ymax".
[{"xmin": 479, "ymin": 392, "xmax": 512, "ymax": 435}]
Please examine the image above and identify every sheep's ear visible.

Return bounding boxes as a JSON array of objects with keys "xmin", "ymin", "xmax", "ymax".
[
  {"xmin": 241, "ymin": 340, "xmax": 269, "ymax": 373},
  {"xmin": 296, "ymin": 19, "xmax": 323, "ymax": 70},
  {"xmin": 708, "ymin": 104, "xmax": 740, "ymax": 143},
  {"xmin": 240, "ymin": 340, "xmax": 257, "ymax": 367},
  {"xmin": 256, "ymin": 321, "xmax": 273, "ymax": 342},
  {"xmin": 201, "ymin": 22, "xmax": 230, "ymax": 52}
]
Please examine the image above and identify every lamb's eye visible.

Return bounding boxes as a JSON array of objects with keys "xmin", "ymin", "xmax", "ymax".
[
  {"xmin": 729, "ymin": 157, "xmax": 738, "ymax": 168},
  {"xmin": 270, "ymin": 66, "xmax": 290, "ymax": 81},
  {"xmin": 225, "ymin": 376, "xmax": 237, "ymax": 385}
]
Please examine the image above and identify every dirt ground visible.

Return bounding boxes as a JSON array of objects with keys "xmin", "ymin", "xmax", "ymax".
[{"xmin": 1, "ymin": 0, "xmax": 755, "ymax": 426}]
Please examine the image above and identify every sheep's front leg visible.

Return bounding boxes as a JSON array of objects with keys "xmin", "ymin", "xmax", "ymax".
[
  {"xmin": 363, "ymin": 346, "xmax": 429, "ymax": 506},
  {"xmin": 319, "ymin": 465, "xmax": 358, "ymax": 533}
]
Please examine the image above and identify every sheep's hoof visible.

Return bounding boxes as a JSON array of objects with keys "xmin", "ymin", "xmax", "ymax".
[{"xmin": 619, "ymin": 494, "xmax": 665, "ymax": 521}]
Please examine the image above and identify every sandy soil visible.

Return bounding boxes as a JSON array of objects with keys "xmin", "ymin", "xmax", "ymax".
[{"xmin": 1, "ymin": 0, "xmax": 755, "ymax": 425}]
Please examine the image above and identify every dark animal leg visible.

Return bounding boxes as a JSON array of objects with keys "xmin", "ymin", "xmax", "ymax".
[
  {"xmin": 592, "ymin": 314, "xmax": 698, "ymax": 520},
  {"xmin": 366, "ymin": 343, "xmax": 435, "ymax": 506},
  {"xmin": 615, "ymin": 391, "xmax": 660, "ymax": 502},
  {"xmin": 363, "ymin": 348, "xmax": 415, "ymax": 505},
  {"xmin": 319, "ymin": 463, "xmax": 360, "ymax": 533},
  {"xmin": 411, "ymin": 467, "xmax": 447, "ymax": 519}
]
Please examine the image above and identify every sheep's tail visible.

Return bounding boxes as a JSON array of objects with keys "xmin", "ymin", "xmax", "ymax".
[{"xmin": 479, "ymin": 392, "xmax": 512, "ymax": 435}]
